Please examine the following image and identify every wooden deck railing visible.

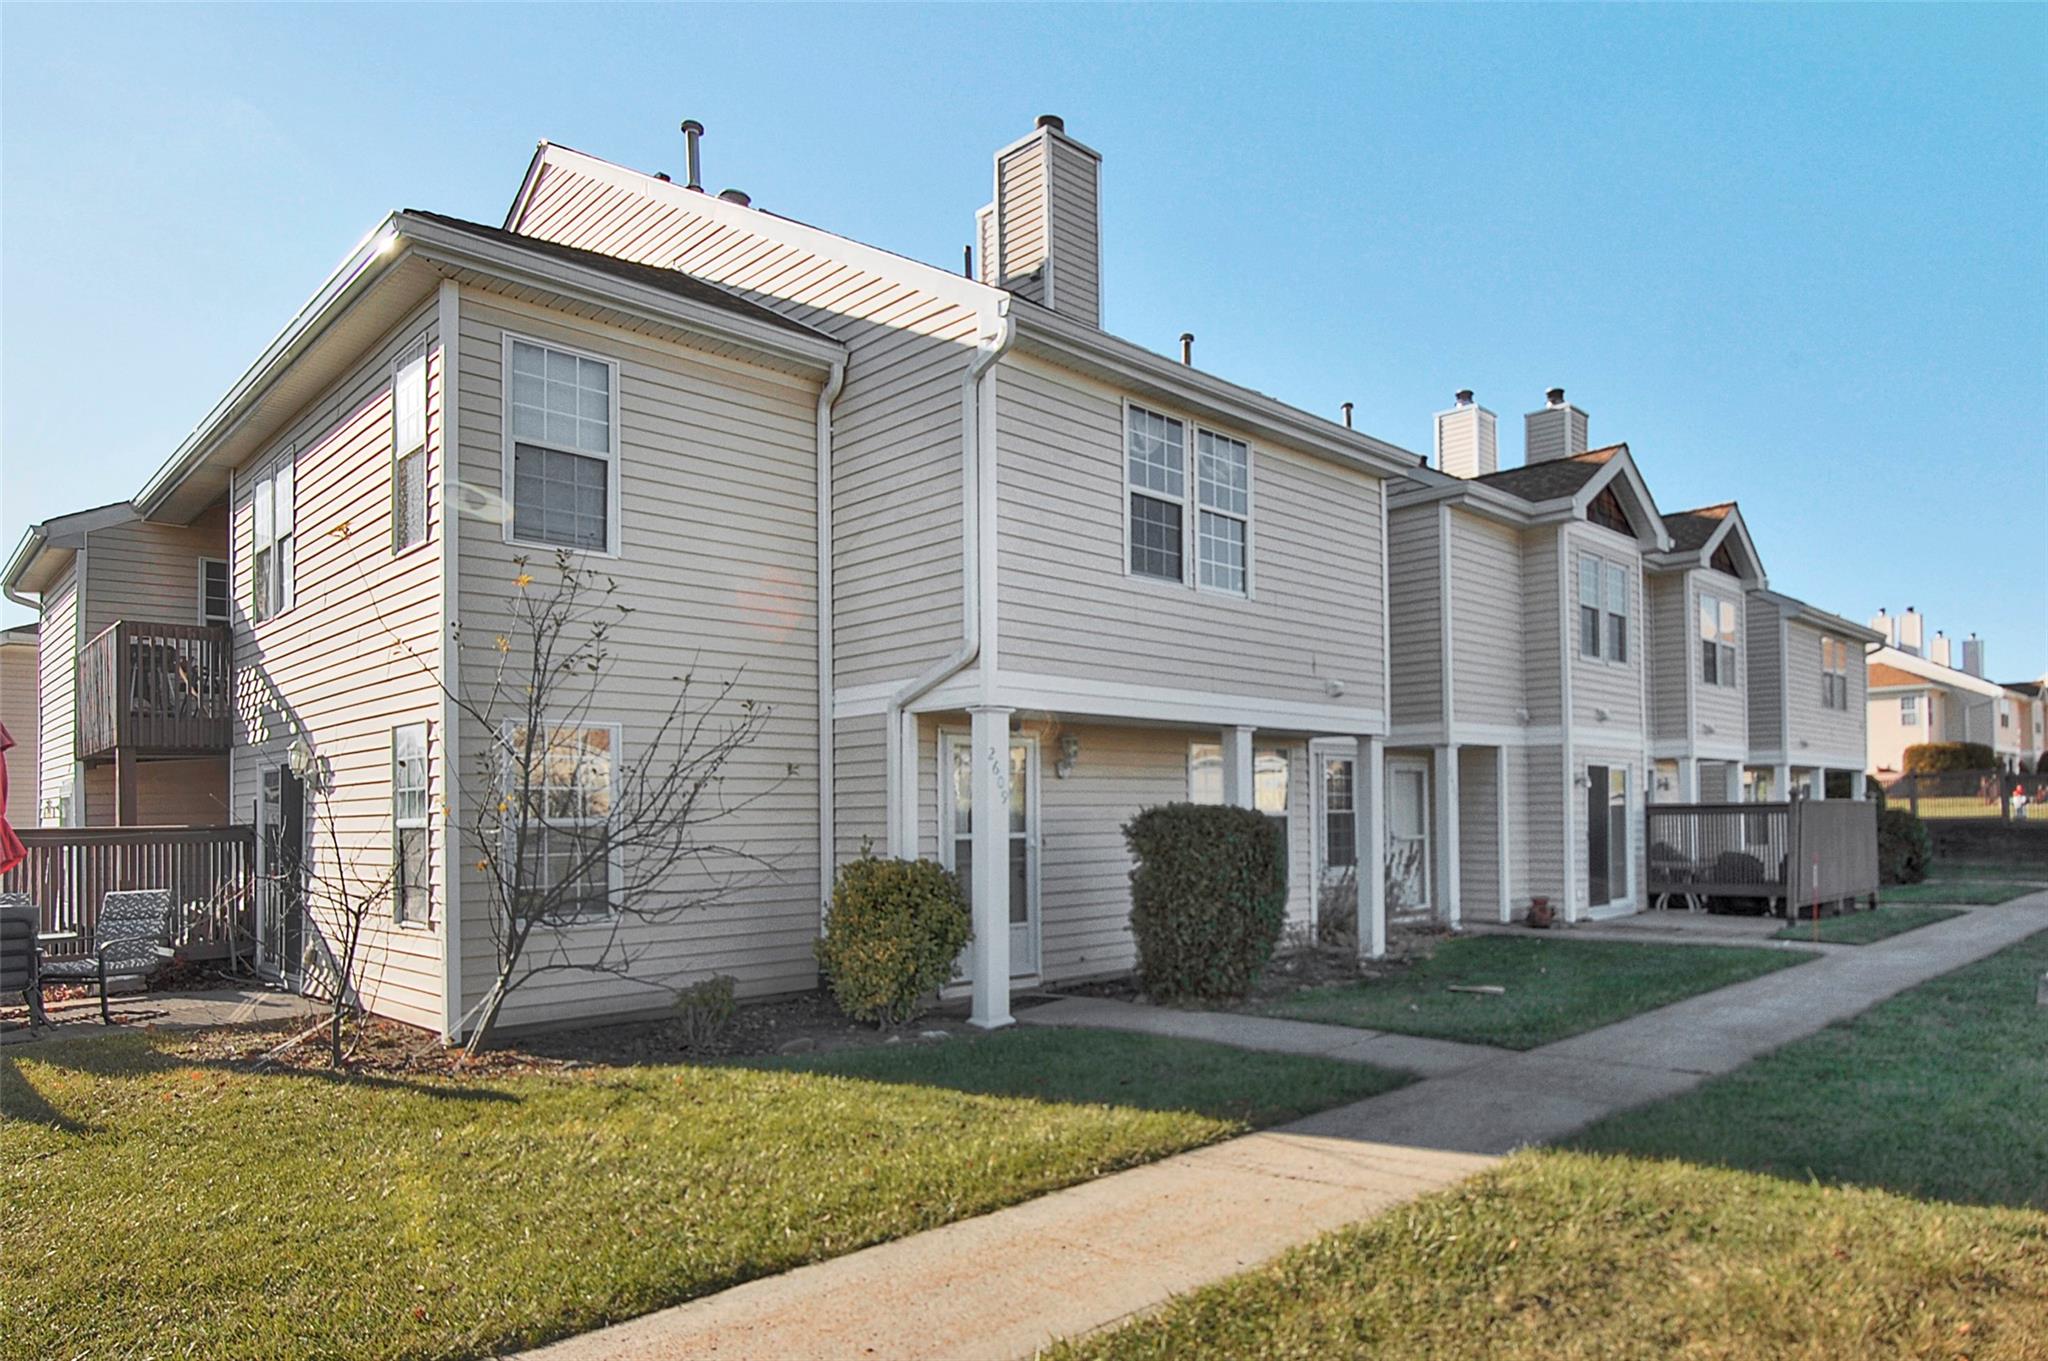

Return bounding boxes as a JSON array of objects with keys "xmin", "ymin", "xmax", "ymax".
[
  {"xmin": 76, "ymin": 621, "xmax": 232, "ymax": 759},
  {"xmin": 1, "ymin": 825, "xmax": 255, "ymax": 962},
  {"xmin": 1646, "ymin": 800, "xmax": 1878, "ymax": 914}
]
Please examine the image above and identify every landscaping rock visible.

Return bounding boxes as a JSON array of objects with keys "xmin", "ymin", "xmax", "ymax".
[
  {"xmin": 776, "ymin": 1036, "xmax": 818, "ymax": 1055},
  {"xmin": 918, "ymin": 1029, "xmax": 950, "ymax": 1041}
]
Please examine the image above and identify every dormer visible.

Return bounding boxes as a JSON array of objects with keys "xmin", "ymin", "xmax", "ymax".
[{"xmin": 1648, "ymin": 501, "xmax": 1766, "ymax": 589}]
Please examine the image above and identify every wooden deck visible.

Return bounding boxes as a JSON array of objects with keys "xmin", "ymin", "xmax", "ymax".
[
  {"xmin": 1646, "ymin": 800, "xmax": 1879, "ymax": 916},
  {"xmin": 1, "ymin": 825, "xmax": 256, "ymax": 963}
]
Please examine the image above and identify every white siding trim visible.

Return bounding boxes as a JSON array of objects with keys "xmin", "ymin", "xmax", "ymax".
[{"xmin": 835, "ymin": 671, "xmax": 1386, "ymax": 734}]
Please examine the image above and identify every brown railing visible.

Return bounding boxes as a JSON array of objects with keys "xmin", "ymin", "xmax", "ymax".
[
  {"xmin": 1, "ymin": 825, "xmax": 255, "ymax": 962},
  {"xmin": 1646, "ymin": 800, "xmax": 1878, "ymax": 914},
  {"xmin": 76, "ymin": 621, "xmax": 232, "ymax": 758}
]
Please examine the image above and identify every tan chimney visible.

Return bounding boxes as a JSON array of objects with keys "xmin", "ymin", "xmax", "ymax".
[
  {"xmin": 1897, "ymin": 607, "xmax": 1925, "ymax": 657},
  {"xmin": 1434, "ymin": 390, "xmax": 1498, "ymax": 479},
  {"xmin": 979, "ymin": 115, "xmax": 1102, "ymax": 327},
  {"xmin": 1929, "ymin": 631, "xmax": 1951, "ymax": 667},
  {"xmin": 1867, "ymin": 609, "xmax": 1895, "ymax": 646},
  {"xmin": 1525, "ymin": 387, "xmax": 1589, "ymax": 464}
]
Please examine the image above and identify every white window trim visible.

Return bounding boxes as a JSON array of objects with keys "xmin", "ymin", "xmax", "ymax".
[
  {"xmin": 248, "ymin": 454, "xmax": 297, "ymax": 626},
  {"xmin": 1901, "ymin": 695, "xmax": 1920, "ymax": 726},
  {"xmin": 1698, "ymin": 588, "xmax": 1739, "ymax": 688},
  {"xmin": 500, "ymin": 330, "xmax": 623, "ymax": 559},
  {"xmin": 195, "ymin": 556, "xmax": 230, "ymax": 627},
  {"xmin": 1119, "ymin": 397, "xmax": 1256, "ymax": 600},
  {"xmin": 392, "ymin": 341, "xmax": 431, "ymax": 557},
  {"xmin": 1576, "ymin": 549, "xmax": 1630, "ymax": 666},
  {"xmin": 497, "ymin": 719, "xmax": 625, "ymax": 930},
  {"xmin": 392, "ymin": 722, "xmax": 432, "ymax": 928}
]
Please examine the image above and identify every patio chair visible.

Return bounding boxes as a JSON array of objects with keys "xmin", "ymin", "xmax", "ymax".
[
  {"xmin": 0, "ymin": 893, "xmax": 50, "ymax": 1028},
  {"xmin": 38, "ymin": 889, "xmax": 174, "ymax": 1024}
]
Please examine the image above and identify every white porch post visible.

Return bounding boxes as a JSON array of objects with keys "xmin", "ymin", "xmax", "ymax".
[
  {"xmin": 1356, "ymin": 735, "xmax": 1386, "ymax": 960},
  {"xmin": 1495, "ymin": 745, "xmax": 1512, "ymax": 923},
  {"xmin": 1678, "ymin": 759, "xmax": 1701, "ymax": 804},
  {"xmin": 1849, "ymin": 769, "xmax": 1867, "ymax": 801},
  {"xmin": 1811, "ymin": 768, "xmax": 1829, "ymax": 801},
  {"xmin": 1435, "ymin": 744, "xmax": 1462, "ymax": 928},
  {"xmin": 967, "ymin": 704, "xmax": 1015, "ymax": 1030},
  {"xmin": 1772, "ymin": 763, "xmax": 1790, "ymax": 803},
  {"xmin": 1221, "ymin": 726, "xmax": 1256, "ymax": 807}
]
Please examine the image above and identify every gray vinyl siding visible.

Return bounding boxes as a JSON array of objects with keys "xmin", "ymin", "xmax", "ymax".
[
  {"xmin": 1785, "ymin": 620, "xmax": 1867, "ymax": 763},
  {"xmin": 0, "ymin": 638, "xmax": 36, "ymax": 827},
  {"xmin": 1689, "ymin": 573, "xmax": 1747, "ymax": 751},
  {"xmin": 1647, "ymin": 571, "xmax": 1689, "ymax": 742},
  {"xmin": 1456, "ymin": 744, "xmax": 1500, "ymax": 921},
  {"xmin": 1746, "ymin": 594, "xmax": 1785, "ymax": 753},
  {"xmin": 79, "ymin": 505, "xmax": 228, "ymax": 637},
  {"xmin": 833, "ymin": 713, "xmax": 888, "ymax": 873},
  {"xmin": 513, "ymin": 158, "xmax": 985, "ymax": 694},
  {"xmin": 1447, "ymin": 511, "xmax": 1525, "ymax": 727},
  {"xmin": 1387, "ymin": 503, "xmax": 1442, "ymax": 728},
  {"xmin": 1521, "ymin": 528, "xmax": 1562, "ymax": 725},
  {"xmin": 1565, "ymin": 525, "xmax": 1645, "ymax": 734},
  {"xmin": 995, "ymin": 138, "xmax": 1048, "ymax": 305},
  {"xmin": 995, "ymin": 357, "xmax": 1385, "ymax": 715},
  {"xmin": 453, "ymin": 290, "xmax": 824, "ymax": 1029},
  {"xmin": 229, "ymin": 297, "xmax": 448, "ymax": 1031},
  {"xmin": 1517, "ymin": 743, "xmax": 1564, "ymax": 911},
  {"xmin": 1044, "ymin": 136, "xmax": 1101, "ymax": 328},
  {"xmin": 36, "ymin": 572, "xmax": 78, "ymax": 823}
]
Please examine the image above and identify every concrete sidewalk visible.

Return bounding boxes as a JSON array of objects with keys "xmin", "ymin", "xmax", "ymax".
[{"xmin": 517, "ymin": 893, "xmax": 2048, "ymax": 1361}]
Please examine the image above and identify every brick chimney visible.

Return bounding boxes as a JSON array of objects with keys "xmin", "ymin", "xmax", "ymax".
[
  {"xmin": 978, "ymin": 116, "xmax": 1102, "ymax": 327},
  {"xmin": 1525, "ymin": 387, "xmax": 1590, "ymax": 464},
  {"xmin": 1434, "ymin": 390, "xmax": 1498, "ymax": 479}
]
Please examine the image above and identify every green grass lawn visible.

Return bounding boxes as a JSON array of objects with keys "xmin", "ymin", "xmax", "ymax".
[
  {"xmin": 1773, "ymin": 905, "xmax": 1965, "ymax": 943},
  {"xmin": 1054, "ymin": 927, "xmax": 2048, "ymax": 1360},
  {"xmin": 1883, "ymin": 879, "xmax": 2039, "ymax": 905},
  {"xmin": 1261, "ymin": 936, "xmax": 1813, "ymax": 1049},
  {"xmin": 1924, "ymin": 859, "xmax": 2048, "ymax": 883},
  {"xmin": 0, "ymin": 1026, "xmax": 1401, "ymax": 1361}
]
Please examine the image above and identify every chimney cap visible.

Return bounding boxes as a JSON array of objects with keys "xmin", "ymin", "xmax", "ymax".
[
  {"xmin": 679, "ymin": 119, "xmax": 704, "ymax": 135},
  {"xmin": 1546, "ymin": 387, "xmax": 1566, "ymax": 406},
  {"xmin": 1036, "ymin": 114, "xmax": 1066, "ymax": 133},
  {"xmin": 1455, "ymin": 389, "xmax": 1474, "ymax": 405},
  {"xmin": 718, "ymin": 188, "xmax": 751, "ymax": 207}
]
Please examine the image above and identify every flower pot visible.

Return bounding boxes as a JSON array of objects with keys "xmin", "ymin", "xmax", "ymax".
[{"xmin": 1526, "ymin": 899, "xmax": 1556, "ymax": 930}]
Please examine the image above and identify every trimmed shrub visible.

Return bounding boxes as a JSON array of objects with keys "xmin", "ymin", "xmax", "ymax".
[
  {"xmin": 1124, "ymin": 803, "xmax": 1288, "ymax": 1002},
  {"xmin": 1878, "ymin": 808, "xmax": 1933, "ymax": 885},
  {"xmin": 1904, "ymin": 742, "xmax": 1997, "ymax": 775},
  {"xmin": 816, "ymin": 854, "xmax": 971, "ymax": 1027},
  {"xmin": 673, "ymin": 974, "xmax": 737, "ymax": 1050},
  {"xmin": 1316, "ymin": 868, "xmax": 1358, "ymax": 951}
]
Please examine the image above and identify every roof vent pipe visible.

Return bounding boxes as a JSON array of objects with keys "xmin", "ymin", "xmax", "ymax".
[
  {"xmin": 963, "ymin": 244, "xmax": 973, "ymax": 278},
  {"xmin": 1036, "ymin": 114, "xmax": 1065, "ymax": 133},
  {"xmin": 1546, "ymin": 387, "xmax": 1566, "ymax": 407},
  {"xmin": 680, "ymin": 120, "xmax": 705, "ymax": 191},
  {"xmin": 718, "ymin": 188, "xmax": 751, "ymax": 207},
  {"xmin": 1341, "ymin": 402, "xmax": 1354, "ymax": 428},
  {"xmin": 1180, "ymin": 332, "xmax": 1194, "ymax": 365}
]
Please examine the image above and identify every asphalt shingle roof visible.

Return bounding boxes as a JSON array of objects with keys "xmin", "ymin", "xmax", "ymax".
[
  {"xmin": 1471, "ymin": 445, "xmax": 1624, "ymax": 502},
  {"xmin": 1664, "ymin": 503, "xmax": 1735, "ymax": 553}
]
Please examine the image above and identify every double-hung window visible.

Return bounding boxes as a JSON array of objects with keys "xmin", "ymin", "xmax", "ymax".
[
  {"xmin": 504, "ymin": 722, "xmax": 617, "ymax": 925},
  {"xmin": 1579, "ymin": 554, "xmax": 1630, "ymax": 662},
  {"xmin": 1820, "ymin": 638, "xmax": 1849, "ymax": 710},
  {"xmin": 392, "ymin": 724, "xmax": 430, "ymax": 925},
  {"xmin": 250, "ymin": 459, "xmax": 296, "ymax": 623},
  {"xmin": 392, "ymin": 346, "xmax": 429, "ymax": 552},
  {"xmin": 1699, "ymin": 594, "xmax": 1737, "ymax": 686},
  {"xmin": 1901, "ymin": 695, "xmax": 1920, "ymax": 726},
  {"xmin": 197, "ymin": 558, "xmax": 230, "ymax": 627},
  {"xmin": 507, "ymin": 337, "xmax": 616, "ymax": 552},
  {"xmin": 1126, "ymin": 405, "xmax": 1186, "ymax": 581},
  {"xmin": 1603, "ymin": 563, "xmax": 1629, "ymax": 663},
  {"xmin": 1196, "ymin": 430, "xmax": 1250, "ymax": 594},
  {"xmin": 1578, "ymin": 554, "xmax": 1603, "ymax": 658}
]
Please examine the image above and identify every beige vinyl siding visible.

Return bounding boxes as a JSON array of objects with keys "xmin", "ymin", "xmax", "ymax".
[
  {"xmin": 1566, "ymin": 526, "xmax": 1644, "ymax": 733},
  {"xmin": 1447, "ymin": 511, "xmax": 1525, "ymax": 727},
  {"xmin": 79, "ymin": 505, "xmax": 229, "ymax": 637},
  {"xmin": 993, "ymin": 357, "xmax": 1384, "ymax": 713},
  {"xmin": 453, "ymin": 290, "xmax": 824, "ymax": 1029},
  {"xmin": 1786, "ymin": 621, "xmax": 1868, "ymax": 763},
  {"xmin": 833, "ymin": 713, "xmax": 888, "ymax": 874},
  {"xmin": 1386, "ymin": 503, "xmax": 1442, "ymax": 728},
  {"xmin": 1521, "ymin": 528, "xmax": 1562, "ymax": 724},
  {"xmin": 230, "ymin": 297, "xmax": 447, "ymax": 1031},
  {"xmin": 512, "ymin": 159, "xmax": 986, "ymax": 694},
  {"xmin": 1044, "ymin": 137, "xmax": 1101, "ymax": 327},
  {"xmin": 1746, "ymin": 596, "xmax": 1784, "ymax": 754},
  {"xmin": 82, "ymin": 758, "xmax": 227, "ymax": 827},
  {"xmin": 1647, "ymin": 572, "xmax": 1689, "ymax": 743},
  {"xmin": 36, "ymin": 572, "xmax": 79, "ymax": 824},
  {"xmin": 1516, "ymin": 743, "xmax": 1564, "ymax": 911},
  {"xmin": 995, "ymin": 138, "xmax": 1048, "ymax": 305},
  {"xmin": 0, "ymin": 637, "xmax": 35, "ymax": 827},
  {"xmin": 1689, "ymin": 573, "xmax": 1747, "ymax": 750},
  {"xmin": 1456, "ymin": 745, "xmax": 1500, "ymax": 921},
  {"xmin": 975, "ymin": 205, "xmax": 997, "ymax": 286}
]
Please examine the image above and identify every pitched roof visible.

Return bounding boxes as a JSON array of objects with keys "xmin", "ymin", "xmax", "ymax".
[
  {"xmin": 1867, "ymin": 662, "xmax": 1926, "ymax": 689},
  {"xmin": 1470, "ymin": 446, "xmax": 1624, "ymax": 502},
  {"xmin": 1665, "ymin": 502, "xmax": 1735, "ymax": 552},
  {"xmin": 404, "ymin": 211, "xmax": 833, "ymax": 342}
]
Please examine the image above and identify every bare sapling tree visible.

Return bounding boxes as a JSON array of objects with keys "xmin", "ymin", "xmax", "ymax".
[{"xmin": 450, "ymin": 551, "xmax": 783, "ymax": 1056}]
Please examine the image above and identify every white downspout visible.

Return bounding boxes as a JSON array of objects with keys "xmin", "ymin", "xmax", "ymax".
[
  {"xmin": 885, "ymin": 301, "xmax": 1016, "ymax": 858},
  {"xmin": 816, "ymin": 358, "xmax": 846, "ymax": 917}
]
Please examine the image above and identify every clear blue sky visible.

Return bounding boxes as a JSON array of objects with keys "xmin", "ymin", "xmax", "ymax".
[{"xmin": 5, "ymin": 4, "xmax": 2044, "ymax": 675}]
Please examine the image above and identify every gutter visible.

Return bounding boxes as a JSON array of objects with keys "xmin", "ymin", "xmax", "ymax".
[
  {"xmin": 815, "ymin": 358, "xmax": 847, "ymax": 913},
  {"xmin": 2, "ymin": 524, "xmax": 43, "ymax": 611},
  {"xmin": 884, "ymin": 301, "xmax": 1016, "ymax": 857}
]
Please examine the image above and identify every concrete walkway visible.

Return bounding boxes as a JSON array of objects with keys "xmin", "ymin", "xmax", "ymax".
[
  {"xmin": 517, "ymin": 893, "xmax": 2048, "ymax": 1361},
  {"xmin": 1, "ymin": 986, "xmax": 316, "ymax": 1046}
]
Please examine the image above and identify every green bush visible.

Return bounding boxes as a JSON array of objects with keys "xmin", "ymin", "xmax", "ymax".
[
  {"xmin": 1903, "ymin": 742, "xmax": 1997, "ymax": 774},
  {"xmin": 816, "ymin": 854, "xmax": 971, "ymax": 1027},
  {"xmin": 673, "ymin": 974, "xmax": 736, "ymax": 1050},
  {"xmin": 1878, "ymin": 808, "xmax": 1933, "ymax": 885},
  {"xmin": 1124, "ymin": 803, "xmax": 1289, "ymax": 1002}
]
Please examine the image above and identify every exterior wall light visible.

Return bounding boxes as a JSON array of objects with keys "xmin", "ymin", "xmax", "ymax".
[{"xmin": 1055, "ymin": 734, "xmax": 1081, "ymax": 780}]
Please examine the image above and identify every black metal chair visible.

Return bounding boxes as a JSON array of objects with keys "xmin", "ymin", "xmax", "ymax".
[
  {"xmin": 0, "ymin": 893, "xmax": 49, "ymax": 1029},
  {"xmin": 39, "ymin": 889, "xmax": 174, "ymax": 1024}
]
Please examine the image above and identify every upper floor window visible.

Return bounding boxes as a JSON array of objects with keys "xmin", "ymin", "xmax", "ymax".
[
  {"xmin": 1196, "ymin": 431, "xmax": 1250, "ymax": 595},
  {"xmin": 1125, "ymin": 404, "xmax": 1253, "ymax": 596},
  {"xmin": 1820, "ymin": 638, "xmax": 1850, "ymax": 710},
  {"xmin": 506, "ymin": 337, "xmax": 616, "ymax": 552},
  {"xmin": 1699, "ymin": 593, "xmax": 1737, "ymax": 687},
  {"xmin": 250, "ymin": 458, "xmax": 296, "ymax": 623},
  {"xmin": 392, "ymin": 723, "xmax": 430, "ymax": 925},
  {"xmin": 197, "ymin": 558, "xmax": 229, "ymax": 627},
  {"xmin": 1127, "ymin": 405, "xmax": 1185, "ymax": 581},
  {"xmin": 1901, "ymin": 695, "xmax": 1920, "ymax": 726},
  {"xmin": 1578, "ymin": 553, "xmax": 1628, "ymax": 662},
  {"xmin": 393, "ymin": 346, "xmax": 429, "ymax": 553}
]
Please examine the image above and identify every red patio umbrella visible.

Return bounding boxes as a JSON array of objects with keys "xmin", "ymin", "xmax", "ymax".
[{"xmin": 0, "ymin": 721, "xmax": 26, "ymax": 876}]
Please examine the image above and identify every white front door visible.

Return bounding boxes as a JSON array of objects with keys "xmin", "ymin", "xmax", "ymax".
[
  {"xmin": 1387, "ymin": 758, "xmax": 1430, "ymax": 917},
  {"xmin": 942, "ymin": 733, "xmax": 1040, "ymax": 977}
]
